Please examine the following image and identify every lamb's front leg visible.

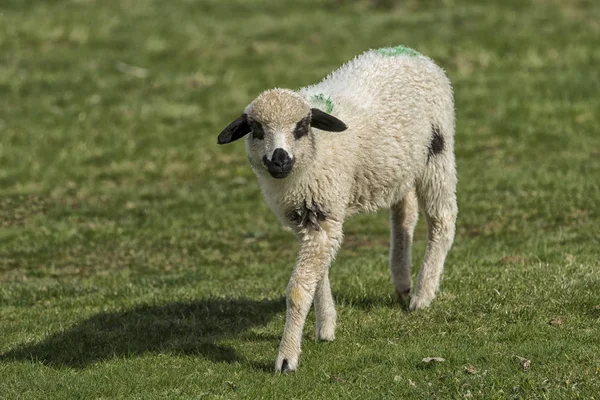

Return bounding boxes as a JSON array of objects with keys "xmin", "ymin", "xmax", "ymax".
[
  {"xmin": 275, "ymin": 222, "xmax": 342, "ymax": 372},
  {"xmin": 314, "ymin": 268, "xmax": 336, "ymax": 341}
]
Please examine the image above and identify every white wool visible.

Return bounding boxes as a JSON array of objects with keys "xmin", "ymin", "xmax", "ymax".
[{"xmin": 226, "ymin": 46, "xmax": 458, "ymax": 372}]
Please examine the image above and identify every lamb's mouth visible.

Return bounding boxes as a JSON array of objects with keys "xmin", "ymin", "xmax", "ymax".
[{"xmin": 270, "ymin": 171, "xmax": 291, "ymax": 179}]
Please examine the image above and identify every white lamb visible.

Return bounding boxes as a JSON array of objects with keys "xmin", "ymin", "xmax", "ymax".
[{"xmin": 217, "ymin": 45, "xmax": 458, "ymax": 372}]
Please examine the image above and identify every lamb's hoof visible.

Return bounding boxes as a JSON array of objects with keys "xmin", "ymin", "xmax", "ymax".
[
  {"xmin": 275, "ymin": 354, "xmax": 298, "ymax": 373},
  {"xmin": 409, "ymin": 294, "xmax": 433, "ymax": 311},
  {"xmin": 317, "ymin": 333, "xmax": 335, "ymax": 342},
  {"xmin": 316, "ymin": 324, "xmax": 336, "ymax": 342},
  {"xmin": 281, "ymin": 359, "xmax": 292, "ymax": 373},
  {"xmin": 397, "ymin": 288, "xmax": 411, "ymax": 309}
]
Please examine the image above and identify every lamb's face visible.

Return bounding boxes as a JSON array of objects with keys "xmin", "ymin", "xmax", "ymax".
[
  {"xmin": 217, "ymin": 88, "xmax": 347, "ymax": 180},
  {"xmin": 245, "ymin": 90, "xmax": 312, "ymax": 179}
]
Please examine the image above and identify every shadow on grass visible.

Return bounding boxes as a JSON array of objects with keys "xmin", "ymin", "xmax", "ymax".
[
  {"xmin": 1, "ymin": 297, "xmax": 285, "ymax": 369},
  {"xmin": 338, "ymin": 293, "xmax": 405, "ymax": 310}
]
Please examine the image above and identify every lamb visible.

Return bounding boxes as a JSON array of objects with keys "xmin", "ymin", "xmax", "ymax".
[{"xmin": 217, "ymin": 45, "xmax": 458, "ymax": 372}]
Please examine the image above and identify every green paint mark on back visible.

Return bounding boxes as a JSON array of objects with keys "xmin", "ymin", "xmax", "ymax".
[
  {"xmin": 376, "ymin": 45, "xmax": 420, "ymax": 57},
  {"xmin": 310, "ymin": 94, "xmax": 334, "ymax": 114}
]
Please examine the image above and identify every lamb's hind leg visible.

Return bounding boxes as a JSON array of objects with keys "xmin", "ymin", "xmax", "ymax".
[
  {"xmin": 410, "ymin": 151, "xmax": 457, "ymax": 311},
  {"xmin": 389, "ymin": 190, "xmax": 419, "ymax": 307}
]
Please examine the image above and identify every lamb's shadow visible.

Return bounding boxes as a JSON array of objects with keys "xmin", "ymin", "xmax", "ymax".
[{"xmin": 1, "ymin": 297, "xmax": 285, "ymax": 369}]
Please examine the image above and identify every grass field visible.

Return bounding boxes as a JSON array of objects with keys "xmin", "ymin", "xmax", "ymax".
[{"xmin": 1, "ymin": 0, "xmax": 599, "ymax": 398}]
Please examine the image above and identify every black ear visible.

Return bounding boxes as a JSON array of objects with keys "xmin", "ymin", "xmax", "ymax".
[
  {"xmin": 310, "ymin": 108, "xmax": 347, "ymax": 132},
  {"xmin": 217, "ymin": 114, "xmax": 251, "ymax": 144}
]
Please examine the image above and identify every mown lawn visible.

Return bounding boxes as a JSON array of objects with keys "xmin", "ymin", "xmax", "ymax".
[{"xmin": 1, "ymin": 0, "xmax": 599, "ymax": 398}]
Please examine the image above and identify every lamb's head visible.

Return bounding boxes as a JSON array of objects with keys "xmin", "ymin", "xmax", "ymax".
[{"xmin": 217, "ymin": 88, "xmax": 347, "ymax": 179}]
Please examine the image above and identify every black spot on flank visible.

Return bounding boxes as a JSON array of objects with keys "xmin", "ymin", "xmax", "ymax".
[
  {"xmin": 251, "ymin": 121, "xmax": 264, "ymax": 140},
  {"xmin": 288, "ymin": 201, "xmax": 327, "ymax": 231},
  {"xmin": 293, "ymin": 117, "xmax": 310, "ymax": 140},
  {"xmin": 428, "ymin": 125, "xmax": 444, "ymax": 162}
]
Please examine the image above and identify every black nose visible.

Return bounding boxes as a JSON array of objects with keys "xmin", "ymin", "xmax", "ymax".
[
  {"xmin": 263, "ymin": 148, "xmax": 295, "ymax": 179},
  {"xmin": 271, "ymin": 148, "xmax": 291, "ymax": 169}
]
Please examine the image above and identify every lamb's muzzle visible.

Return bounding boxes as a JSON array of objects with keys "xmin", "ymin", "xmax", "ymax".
[{"xmin": 263, "ymin": 148, "xmax": 295, "ymax": 179}]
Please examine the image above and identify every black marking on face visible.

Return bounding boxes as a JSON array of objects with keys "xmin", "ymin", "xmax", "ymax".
[
  {"xmin": 288, "ymin": 201, "xmax": 327, "ymax": 231},
  {"xmin": 427, "ymin": 125, "xmax": 444, "ymax": 162},
  {"xmin": 281, "ymin": 359, "xmax": 291, "ymax": 373},
  {"xmin": 293, "ymin": 116, "xmax": 310, "ymax": 140},
  {"xmin": 251, "ymin": 120, "xmax": 265, "ymax": 140}
]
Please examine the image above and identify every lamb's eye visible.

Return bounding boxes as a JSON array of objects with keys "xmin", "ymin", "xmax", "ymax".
[
  {"xmin": 293, "ymin": 117, "xmax": 310, "ymax": 140},
  {"xmin": 251, "ymin": 121, "xmax": 264, "ymax": 140}
]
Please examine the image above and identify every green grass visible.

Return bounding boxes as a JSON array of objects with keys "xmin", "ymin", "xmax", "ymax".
[{"xmin": 1, "ymin": 0, "xmax": 599, "ymax": 398}]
